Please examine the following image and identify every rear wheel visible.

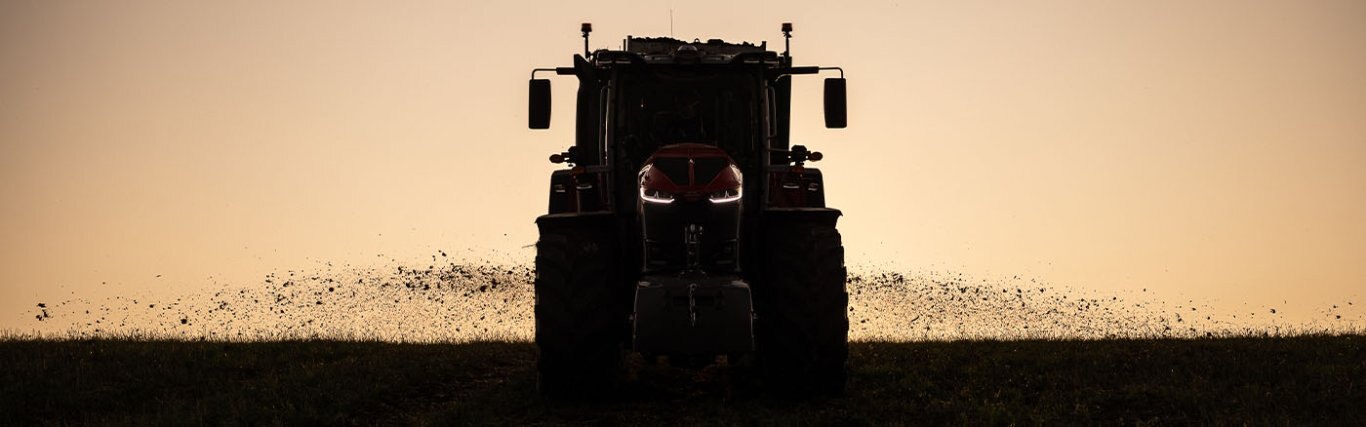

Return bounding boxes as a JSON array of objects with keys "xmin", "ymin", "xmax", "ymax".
[
  {"xmin": 534, "ymin": 227, "xmax": 624, "ymax": 397},
  {"xmin": 755, "ymin": 222, "xmax": 849, "ymax": 395}
]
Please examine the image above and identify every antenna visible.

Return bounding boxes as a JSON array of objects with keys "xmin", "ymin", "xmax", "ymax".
[{"xmin": 670, "ymin": 9, "xmax": 674, "ymax": 38}]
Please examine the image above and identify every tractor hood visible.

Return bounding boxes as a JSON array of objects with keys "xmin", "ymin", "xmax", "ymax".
[{"xmin": 638, "ymin": 143, "xmax": 742, "ymax": 204}]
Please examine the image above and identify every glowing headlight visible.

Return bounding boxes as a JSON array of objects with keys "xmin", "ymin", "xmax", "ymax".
[
  {"xmin": 640, "ymin": 187, "xmax": 675, "ymax": 204},
  {"xmin": 708, "ymin": 187, "xmax": 742, "ymax": 203}
]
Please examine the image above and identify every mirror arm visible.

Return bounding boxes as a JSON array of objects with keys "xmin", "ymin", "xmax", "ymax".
[
  {"xmin": 530, "ymin": 67, "xmax": 577, "ymax": 79},
  {"xmin": 767, "ymin": 66, "xmax": 845, "ymax": 79}
]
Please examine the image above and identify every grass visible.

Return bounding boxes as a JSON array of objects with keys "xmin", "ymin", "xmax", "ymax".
[{"xmin": 2, "ymin": 335, "xmax": 1363, "ymax": 425}]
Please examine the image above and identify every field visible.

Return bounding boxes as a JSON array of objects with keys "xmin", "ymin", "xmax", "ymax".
[{"xmin": 3, "ymin": 335, "xmax": 1363, "ymax": 425}]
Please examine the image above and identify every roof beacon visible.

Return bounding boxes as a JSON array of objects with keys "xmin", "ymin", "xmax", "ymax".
[
  {"xmin": 581, "ymin": 23, "xmax": 593, "ymax": 57},
  {"xmin": 782, "ymin": 22, "xmax": 793, "ymax": 58}
]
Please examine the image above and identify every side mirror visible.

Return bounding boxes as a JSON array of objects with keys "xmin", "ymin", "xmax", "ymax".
[
  {"xmin": 823, "ymin": 77, "xmax": 847, "ymax": 129},
  {"xmin": 529, "ymin": 79, "xmax": 552, "ymax": 129}
]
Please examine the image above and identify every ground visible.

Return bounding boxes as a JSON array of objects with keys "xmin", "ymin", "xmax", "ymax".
[{"xmin": 2, "ymin": 335, "xmax": 1363, "ymax": 425}]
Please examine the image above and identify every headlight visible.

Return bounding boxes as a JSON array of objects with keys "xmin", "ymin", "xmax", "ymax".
[
  {"xmin": 640, "ymin": 187, "xmax": 675, "ymax": 204},
  {"xmin": 708, "ymin": 187, "xmax": 742, "ymax": 203}
]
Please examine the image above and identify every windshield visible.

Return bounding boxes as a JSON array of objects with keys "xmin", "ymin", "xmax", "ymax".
[{"xmin": 615, "ymin": 68, "xmax": 760, "ymax": 167}]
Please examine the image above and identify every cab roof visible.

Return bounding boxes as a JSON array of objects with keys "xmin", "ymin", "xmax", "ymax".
[{"xmin": 593, "ymin": 36, "xmax": 784, "ymax": 66}]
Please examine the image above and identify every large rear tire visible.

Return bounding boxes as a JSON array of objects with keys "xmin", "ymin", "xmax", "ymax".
[
  {"xmin": 534, "ymin": 227, "xmax": 624, "ymax": 397},
  {"xmin": 755, "ymin": 222, "xmax": 849, "ymax": 395}
]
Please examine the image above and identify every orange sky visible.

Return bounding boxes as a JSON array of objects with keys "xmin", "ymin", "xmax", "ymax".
[{"xmin": 2, "ymin": 0, "xmax": 1364, "ymax": 329}]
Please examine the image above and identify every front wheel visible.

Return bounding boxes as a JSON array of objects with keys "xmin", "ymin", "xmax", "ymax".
[
  {"xmin": 534, "ymin": 227, "xmax": 624, "ymax": 397},
  {"xmin": 754, "ymin": 222, "xmax": 849, "ymax": 395}
]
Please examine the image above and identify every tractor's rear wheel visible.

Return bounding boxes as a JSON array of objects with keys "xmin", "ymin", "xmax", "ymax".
[
  {"xmin": 755, "ymin": 222, "xmax": 849, "ymax": 395},
  {"xmin": 534, "ymin": 227, "xmax": 623, "ymax": 397}
]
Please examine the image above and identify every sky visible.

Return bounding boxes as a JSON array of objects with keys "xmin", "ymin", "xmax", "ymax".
[{"xmin": 2, "ymin": 0, "xmax": 1364, "ymax": 330}]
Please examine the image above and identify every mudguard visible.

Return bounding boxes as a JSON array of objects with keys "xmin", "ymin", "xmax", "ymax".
[
  {"xmin": 764, "ymin": 207, "xmax": 842, "ymax": 228},
  {"xmin": 535, "ymin": 211, "xmax": 616, "ymax": 232}
]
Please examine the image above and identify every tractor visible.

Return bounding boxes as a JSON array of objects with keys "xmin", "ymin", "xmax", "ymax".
[{"xmin": 527, "ymin": 22, "xmax": 848, "ymax": 396}]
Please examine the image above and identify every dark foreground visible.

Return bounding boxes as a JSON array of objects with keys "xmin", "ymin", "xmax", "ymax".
[{"xmin": 2, "ymin": 336, "xmax": 1362, "ymax": 425}]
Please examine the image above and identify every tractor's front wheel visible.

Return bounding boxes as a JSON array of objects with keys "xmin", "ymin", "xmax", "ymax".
[
  {"xmin": 755, "ymin": 222, "xmax": 849, "ymax": 395},
  {"xmin": 534, "ymin": 227, "xmax": 623, "ymax": 397}
]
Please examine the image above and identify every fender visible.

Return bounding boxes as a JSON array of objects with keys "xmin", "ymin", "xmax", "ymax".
[
  {"xmin": 535, "ymin": 211, "xmax": 617, "ymax": 234},
  {"xmin": 763, "ymin": 207, "xmax": 842, "ymax": 229}
]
